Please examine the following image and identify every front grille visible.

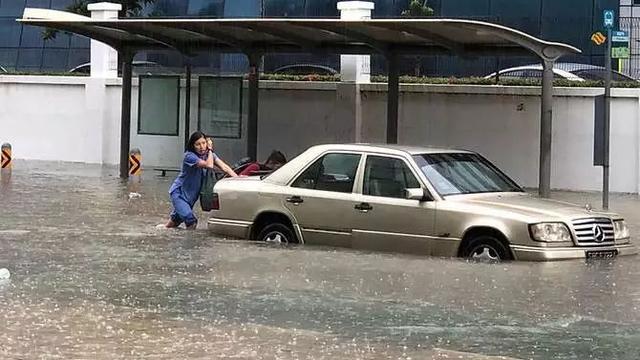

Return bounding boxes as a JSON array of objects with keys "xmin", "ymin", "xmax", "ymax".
[{"xmin": 571, "ymin": 218, "xmax": 615, "ymax": 246}]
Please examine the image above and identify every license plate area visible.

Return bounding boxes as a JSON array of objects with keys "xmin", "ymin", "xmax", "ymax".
[{"xmin": 585, "ymin": 249, "xmax": 618, "ymax": 259}]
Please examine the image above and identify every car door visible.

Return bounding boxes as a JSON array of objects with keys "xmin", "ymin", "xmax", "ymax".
[
  {"xmin": 351, "ymin": 154, "xmax": 437, "ymax": 255},
  {"xmin": 283, "ymin": 152, "xmax": 363, "ymax": 248}
]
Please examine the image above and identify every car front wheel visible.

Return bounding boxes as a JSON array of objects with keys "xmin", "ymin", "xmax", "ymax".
[
  {"xmin": 257, "ymin": 223, "xmax": 296, "ymax": 244},
  {"xmin": 462, "ymin": 236, "xmax": 512, "ymax": 262}
]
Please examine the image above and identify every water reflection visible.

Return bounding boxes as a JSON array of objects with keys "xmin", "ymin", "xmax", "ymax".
[{"xmin": 0, "ymin": 161, "xmax": 639, "ymax": 359}]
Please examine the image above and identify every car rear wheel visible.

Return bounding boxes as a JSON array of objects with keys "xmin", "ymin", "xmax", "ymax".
[
  {"xmin": 462, "ymin": 236, "xmax": 512, "ymax": 262},
  {"xmin": 257, "ymin": 223, "xmax": 296, "ymax": 244}
]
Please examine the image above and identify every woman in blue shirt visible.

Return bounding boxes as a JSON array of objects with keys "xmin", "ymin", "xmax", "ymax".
[{"xmin": 165, "ymin": 131, "xmax": 237, "ymax": 229}]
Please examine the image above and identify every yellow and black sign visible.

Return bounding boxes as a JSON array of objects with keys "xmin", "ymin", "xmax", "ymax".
[
  {"xmin": 1, "ymin": 148, "xmax": 11, "ymax": 169},
  {"xmin": 128, "ymin": 151, "xmax": 142, "ymax": 176},
  {"xmin": 591, "ymin": 32, "xmax": 606, "ymax": 45}
]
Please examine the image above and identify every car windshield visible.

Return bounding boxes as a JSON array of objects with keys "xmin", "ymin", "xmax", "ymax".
[
  {"xmin": 413, "ymin": 153, "xmax": 523, "ymax": 196},
  {"xmin": 571, "ymin": 69, "xmax": 636, "ymax": 82}
]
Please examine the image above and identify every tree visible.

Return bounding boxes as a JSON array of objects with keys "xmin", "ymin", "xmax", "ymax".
[
  {"xmin": 43, "ymin": 0, "xmax": 156, "ymax": 40},
  {"xmin": 401, "ymin": 0, "xmax": 434, "ymax": 18},
  {"xmin": 401, "ymin": 0, "xmax": 434, "ymax": 76}
]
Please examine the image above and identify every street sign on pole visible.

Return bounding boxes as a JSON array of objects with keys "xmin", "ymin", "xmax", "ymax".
[
  {"xmin": 591, "ymin": 31, "xmax": 606, "ymax": 45},
  {"xmin": 604, "ymin": 10, "xmax": 614, "ymax": 28},
  {"xmin": 611, "ymin": 30, "xmax": 629, "ymax": 42},
  {"xmin": 611, "ymin": 30, "xmax": 630, "ymax": 59}
]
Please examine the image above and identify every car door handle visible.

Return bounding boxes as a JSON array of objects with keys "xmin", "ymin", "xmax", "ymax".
[
  {"xmin": 286, "ymin": 196, "xmax": 304, "ymax": 205},
  {"xmin": 355, "ymin": 202, "xmax": 373, "ymax": 212}
]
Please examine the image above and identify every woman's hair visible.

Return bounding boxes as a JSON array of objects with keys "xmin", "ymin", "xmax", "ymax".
[
  {"xmin": 265, "ymin": 150, "xmax": 287, "ymax": 165},
  {"xmin": 186, "ymin": 131, "xmax": 207, "ymax": 153}
]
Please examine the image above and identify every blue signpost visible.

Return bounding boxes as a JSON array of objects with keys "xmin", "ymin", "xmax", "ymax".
[{"xmin": 602, "ymin": 10, "xmax": 614, "ymax": 210}]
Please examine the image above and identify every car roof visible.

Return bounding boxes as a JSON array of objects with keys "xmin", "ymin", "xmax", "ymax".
[
  {"xmin": 273, "ymin": 64, "xmax": 338, "ymax": 74},
  {"xmin": 309, "ymin": 143, "xmax": 473, "ymax": 155},
  {"xmin": 68, "ymin": 60, "xmax": 160, "ymax": 72},
  {"xmin": 486, "ymin": 64, "xmax": 582, "ymax": 80},
  {"xmin": 488, "ymin": 62, "xmax": 634, "ymax": 81}
]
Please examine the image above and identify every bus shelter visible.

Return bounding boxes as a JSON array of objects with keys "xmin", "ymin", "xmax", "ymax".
[{"xmin": 19, "ymin": 8, "xmax": 580, "ymax": 197}]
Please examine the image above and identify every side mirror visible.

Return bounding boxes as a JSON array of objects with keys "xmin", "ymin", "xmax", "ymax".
[{"xmin": 405, "ymin": 188, "xmax": 433, "ymax": 201}]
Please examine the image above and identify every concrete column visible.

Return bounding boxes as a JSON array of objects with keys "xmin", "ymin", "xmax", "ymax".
[
  {"xmin": 338, "ymin": 1, "xmax": 374, "ymax": 83},
  {"xmin": 386, "ymin": 53, "xmax": 399, "ymax": 144},
  {"xmin": 247, "ymin": 53, "xmax": 262, "ymax": 161},
  {"xmin": 88, "ymin": 2, "xmax": 121, "ymax": 78},
  {"xmin": 539, "ymin": 59, "xmax": 554, "ymax": 198}
]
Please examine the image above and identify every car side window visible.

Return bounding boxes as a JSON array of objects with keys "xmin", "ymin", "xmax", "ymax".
[
  {"xmin": 500, "ymin": 70, "xmax": 526, "ymax": 79},
  {"xmin": 363, "ymin": 156, "xmax": 421, "ymax": 198},
  {"xmin": 522, "ymin": 69, "xmax": 542, "ymax": 78},
  {"xmin": 291, "ymin": 153, "xmax": 361, "ymax": 193}
]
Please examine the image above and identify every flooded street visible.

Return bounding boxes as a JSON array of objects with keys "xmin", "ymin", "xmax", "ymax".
[{"xmin": 1, "ymin": 161, "xmax": 640, "ymax": 359}]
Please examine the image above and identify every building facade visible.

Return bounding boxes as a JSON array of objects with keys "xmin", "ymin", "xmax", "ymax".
[{"xmin": 0, "ymin": 0, "xmax": 622, "ymax": 75}]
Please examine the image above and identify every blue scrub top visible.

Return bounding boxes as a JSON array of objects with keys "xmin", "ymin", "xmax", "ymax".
[{"xmin": 169, "ymin": 151, "xmax": 218, "ymax": 205}]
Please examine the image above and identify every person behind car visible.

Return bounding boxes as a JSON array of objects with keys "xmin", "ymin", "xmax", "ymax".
[
  {"xmin": 239, "ymin": 150, "xmax": 287, "ymax": 176},
  {"xmin": 165, "ymin": 131, "xmax": 237, "ymax": 229}
]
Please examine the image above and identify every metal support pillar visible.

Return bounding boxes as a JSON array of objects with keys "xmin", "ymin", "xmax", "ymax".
[
  {"xmin": 184, "ymin": 61, "xmax": 192, "ymax": 149},
  {"xmin": 386, "ymin": 53, "xmax": 399, "ymax": 144},
  {"xmin": 119, "ymin": 52, "xmax": 134, "ymax": 179},
  {"xmin": 247, "ymin": 53, "xmax": 261, "ymax": 161},
  {"xmin": 538, "ymin": 59, "xmax": 554, "ymax": 198}
]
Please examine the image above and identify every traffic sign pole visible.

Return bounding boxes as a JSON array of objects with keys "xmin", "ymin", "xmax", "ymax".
[{"xmin": 603, "ymin": 26, "xmax": 612, "ymax": 210}]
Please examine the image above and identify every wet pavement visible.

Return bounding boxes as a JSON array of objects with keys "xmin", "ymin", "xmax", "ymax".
[{"xmin": 1, "ymin": 161, "xmax": 640, "ymax": 359}]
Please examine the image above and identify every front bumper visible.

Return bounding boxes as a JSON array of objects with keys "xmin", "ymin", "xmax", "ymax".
[{"xmin": 510, "ymin": 243, "xmax": 637, "ymax": 261}]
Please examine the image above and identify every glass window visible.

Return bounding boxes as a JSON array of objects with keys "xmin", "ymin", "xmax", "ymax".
[
  {"xmin": 440, "ymin": 0, "xmax": 489, "ymax": 17},
  {"xmin": 19, "ymin": 24, "xmax": 44, "ymax": 48},
  {"xmin": 16, "ymin": 48, "xmax": 42, "ymax": 70},
  {"xmin": 67, "ymin": 49, "xmax": 89, "ymax": 70},
  {"xmin": 0, "ymin": 49, "xmax": 17, "ymax": 70},
  {"xmin": 138, "ymin": 76, "xmax": 180, "ymax": 136},
  {"xmin": 224, "ymin": 0, "xmax": 260, "ymax": 17},
  {"xmin": 413, "ymin": 153, "xmax": 522, "ymax": 196},
  {"xmin": 149, "ymin": 0, "xmax": 188, "ymax": 16},
  {"xmin": 50, "ymin": 0, "xmax": 74, "ymax": 10},
  {"xmin": 0, "ymin": 19, "xmax": 22, "ymax": 47},
  {"xmin": 0, "ymin": 0, "xmax": 26, "ymax": 17},
  {"xmin": 305, "ymin": 0, "xmax": 337, "ymax": 17},
  {"xmin": 363, "ymin": 156, "xmax": 420, "ymax": 198},
  {"xmin": 187, "ymin": 0, "xmax": 223, "ymax": 16},
  {"xmin": 372, "ymin": 0, "xmax": 394, "ymax": 18},
  {"xmin": 42, "ymin": 48, "xmax": 69, "ymax": 70},
  {"xmin": 25, "ymin": 0, "xmax": 49, "ymax": 8},
  {"xmin": 292, "ymin": 153, "xmax": 361, "ymax": 193},
  {"xmin": 44, "ymin": 31, "xmax": 71, "ymax": 49},
  {"xmin": 264, "ymin": 0, "xmax": 305, "ymax": 17},
  {"xmin": 198, "ymin": 77, "xmax": 242, "ymax": 139},
  {"xmin": 70, "ymin": 34, "xmax": 90, "ymax": 49}
]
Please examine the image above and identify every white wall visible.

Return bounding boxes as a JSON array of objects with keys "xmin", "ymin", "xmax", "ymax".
[
  {"xmin": 0, "ymin": 77, "xmax": 105, "ymax": 163},
  {"xmin": 1, "ymin": 75, "xmax": 639, "ymax": 193}
]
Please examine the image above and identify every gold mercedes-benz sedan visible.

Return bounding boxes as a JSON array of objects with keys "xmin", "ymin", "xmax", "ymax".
[{"xmin": 207, "ymin": 144, "xmax": 636, "ymax": 261}]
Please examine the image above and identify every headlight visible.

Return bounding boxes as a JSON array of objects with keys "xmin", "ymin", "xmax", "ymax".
[
  {"xmin": 529, "ymin": 222, "xmax": 572, "ymax": 242},
  {"xmin": 614, "ymin": 220, "xmax": 630, "ymax": 240}
]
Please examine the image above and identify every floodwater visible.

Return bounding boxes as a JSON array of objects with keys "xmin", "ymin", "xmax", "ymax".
[{"xmin": 1, "ymin": 161, "xmax": 640, "ymax": 359}]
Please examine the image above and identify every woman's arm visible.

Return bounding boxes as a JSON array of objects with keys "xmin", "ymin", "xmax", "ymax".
[
  {"xmin": 196, "ymin": 151, "xmax": 215, "ymax": 169},
  {"xmin": 215, "ymin": 157, "xmax": 238, "ymax": 177}
]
